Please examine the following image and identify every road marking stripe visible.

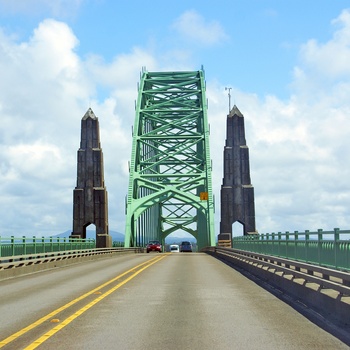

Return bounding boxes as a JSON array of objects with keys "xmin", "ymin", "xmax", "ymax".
[
  {"xmin": 24, "ymin": 254, "xmax": 167, "ymax": 349},
  {"xmin": 0, "ymin": 255, "xmax": 165, "ymax": 348}
]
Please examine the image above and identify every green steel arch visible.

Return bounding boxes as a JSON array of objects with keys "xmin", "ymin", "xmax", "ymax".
[{"xmin": 125, "ymin": 69, "xmax": 215, "ymax": 250}]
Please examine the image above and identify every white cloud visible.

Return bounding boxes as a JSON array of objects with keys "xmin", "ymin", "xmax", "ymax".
[
  {"xmin": 295, "ymin": 9, "xmax": 350, "ymax": 94},
  {"xmin": 2, "ymin": 9, "xmax": 350, "ymax": 239},
  {"xmin": 172, "ymin": 10, "xmax": 229, "ymax": 46},
  {"xmin": 7, "ymin": 141, "xmax": 66, "ymax": 179},
  {"xmin": 0, "ymin": 19, "xmax": 154, "ymax": 236},
  {"xmin": 203, "ymin": 9, "xmax": 350, "ymax": 235},
  {"xmin": 30, "ymin": 19, "xmax": 80, "ymax": 76}
]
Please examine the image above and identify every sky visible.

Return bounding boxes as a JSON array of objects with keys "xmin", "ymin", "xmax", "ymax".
[{"xmin": 1, "ymin": 0, "xmax": 350, "ymax": 238}]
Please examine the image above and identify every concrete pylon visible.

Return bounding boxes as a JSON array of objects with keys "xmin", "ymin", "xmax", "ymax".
[
  {"xmin": 218, "ymin": 105, "xmax": 257, "ymax": 246},
  {"xmin": 71, "ymin": 108, "xmax": 112, "ymax": 248}
]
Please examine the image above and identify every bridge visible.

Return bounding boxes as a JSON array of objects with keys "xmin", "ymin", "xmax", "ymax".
[
  {"xmin": 1, "ymin": 68, "xmax": 350, "ymax": 348},
  {"xmin": 1, "ymin": 247, "xmax": 350, "ymax": 349},
  {"xmin": 124, "ymin": 69, "xmax": 215, "ymax": 250}
]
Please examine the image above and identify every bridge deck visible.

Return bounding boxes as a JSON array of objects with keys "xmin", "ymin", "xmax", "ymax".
[{"xmin": 0, "ymin": 253, "xmax": 348, "ymax": 349}]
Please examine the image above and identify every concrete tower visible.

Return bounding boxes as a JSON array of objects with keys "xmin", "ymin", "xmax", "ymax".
[
  {"xmin": 71, "ymin": 108, "xmax": 112, "ymax": 248},
  {"xmin": 218, "ymin": 105, "xmax": 256, "ymax": 246}
]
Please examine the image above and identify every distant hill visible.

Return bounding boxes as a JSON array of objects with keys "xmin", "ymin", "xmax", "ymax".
[
  {"xmin": 54, "ymin": 230, "xmax": 125, "ymax": 242},
  {"xmin": 164, "ymin": 236, "xmax": 196, "ymax": 244}
]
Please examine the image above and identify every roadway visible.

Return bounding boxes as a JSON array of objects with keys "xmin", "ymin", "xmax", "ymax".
[{"xmin": 0, "ymin": 252, "xmax": 348, "ymax": 350}]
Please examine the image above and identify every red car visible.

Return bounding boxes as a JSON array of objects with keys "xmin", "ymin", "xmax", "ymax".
[{"xmin": 146, "ymin": 240, "xmax": 162, "ymax": 253}]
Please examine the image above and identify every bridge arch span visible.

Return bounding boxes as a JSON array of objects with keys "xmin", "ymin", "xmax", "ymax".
[{"xmin": 125, "ymin": 69, "xmax": 215, "ymax": 250}]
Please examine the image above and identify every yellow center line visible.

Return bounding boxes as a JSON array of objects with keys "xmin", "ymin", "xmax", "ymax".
[
  {"xmin": 24, "ymin": 254, "xmax": 167, "ymax": 350},
  {"xmin": 0, "ymin": 255, "xmax": 166, "ymax": 348}
]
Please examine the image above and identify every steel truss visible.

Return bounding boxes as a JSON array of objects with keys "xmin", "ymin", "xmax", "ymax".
[{"xmin": 125, "ymin": 69, "xmax": 215, "ymax": 249}]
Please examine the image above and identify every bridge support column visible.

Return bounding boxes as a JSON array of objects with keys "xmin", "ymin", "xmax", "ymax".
[
  {"xmin": 71, "ymin": 108, "xmax": 112, "ymax": 248},
  {"xmin": 219, "ymin": 105, "xmax": 257, "ymax": 245}
]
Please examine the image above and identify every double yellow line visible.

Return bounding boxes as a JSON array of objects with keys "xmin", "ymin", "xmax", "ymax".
[{"xmin": 0, "ymin": 254, "xmax": 167, "ymax": 349}]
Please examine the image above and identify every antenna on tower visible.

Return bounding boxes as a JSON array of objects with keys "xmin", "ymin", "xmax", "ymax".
[{"xmin": 225, "ymin": 87, "xmax": 232, "ymax": 113}]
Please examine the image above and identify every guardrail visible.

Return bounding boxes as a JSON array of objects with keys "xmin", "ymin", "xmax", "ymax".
[
  {"xmin": 203, "ymin": 246, "xmax": 350, "ymax": 295},
  {"xmin": 0, "ymin": 236, "xmax": 96, "ymax": 257},
  {"xmin": 0, "ymin": 247, "xmax": 144, "ymax": 280},
  {"xmin": 0, "ymin": 247, "xmax": 143, "ymax": 267},
  {"xmin": 203, "ymin": 246, "xmax": 350, "ymax": 344},
  {"xmin": 232, "ymin": 228, "xmax": 350, "ymax": 270}
]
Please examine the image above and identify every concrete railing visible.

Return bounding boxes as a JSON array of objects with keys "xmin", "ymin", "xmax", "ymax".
[
  {"xmin": 0, "ymin": 247, "xmax": 143, "ymax": 280},
  {"xmin": 203, "ymin": 246, "xmax": 350, "ymax": 344}
]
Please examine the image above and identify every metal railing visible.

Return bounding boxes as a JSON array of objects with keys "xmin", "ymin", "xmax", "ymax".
[
  {"xmin": 232, "ymin": 228, "xmax": 350, "ymax": 270},
  {"xmin": 0, "ymin": 236, "xmax": 96, "ymax": 257}
]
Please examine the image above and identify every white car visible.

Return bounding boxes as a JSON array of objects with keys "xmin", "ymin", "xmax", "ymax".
[{"xmin": 169, "ymin": 244, "xmax": 180, "ymax": 252}]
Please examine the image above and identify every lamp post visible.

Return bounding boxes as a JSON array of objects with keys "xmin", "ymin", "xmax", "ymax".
[{"xmin": 225, "ymin": 87, "xmax": 232, "ymax": 113}]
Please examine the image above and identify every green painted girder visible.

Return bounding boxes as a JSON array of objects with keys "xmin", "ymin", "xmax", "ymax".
[{"xmin": 125, "ymin": 69, "xmax": 215, "ymax": 250}]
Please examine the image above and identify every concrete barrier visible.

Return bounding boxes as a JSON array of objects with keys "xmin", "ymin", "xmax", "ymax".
[
  {"xmin": 204, "ymin": 248, "xmax": 350, "ymax": 345},
  {"xmin": 0, "ymin": 249, "xmax": 140, "ymax": 280}
]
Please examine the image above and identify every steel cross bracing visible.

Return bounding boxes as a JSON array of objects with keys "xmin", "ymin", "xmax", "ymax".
[{"xmin": 125, "ymin": 69, "xmax": 215, "ymax": 250}]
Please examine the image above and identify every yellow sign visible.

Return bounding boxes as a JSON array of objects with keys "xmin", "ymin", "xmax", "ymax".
[{"xmin": 200, "ymin": 192, "xmax": 208, "ymax": 200}]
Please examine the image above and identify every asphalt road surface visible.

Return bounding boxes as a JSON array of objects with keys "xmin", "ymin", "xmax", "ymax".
[{"xmin": 0, "ymin": 252, "xmax": 348, "ymax": 350}]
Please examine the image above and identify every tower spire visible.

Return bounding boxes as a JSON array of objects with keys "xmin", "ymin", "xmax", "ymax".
[
  {"xmin": 218, "ymin": 105, "xmax": 257, "ymax": 246},
  {"xmin": 71, "ymin": 108, "xmax": 111, "ymax": 248}
]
